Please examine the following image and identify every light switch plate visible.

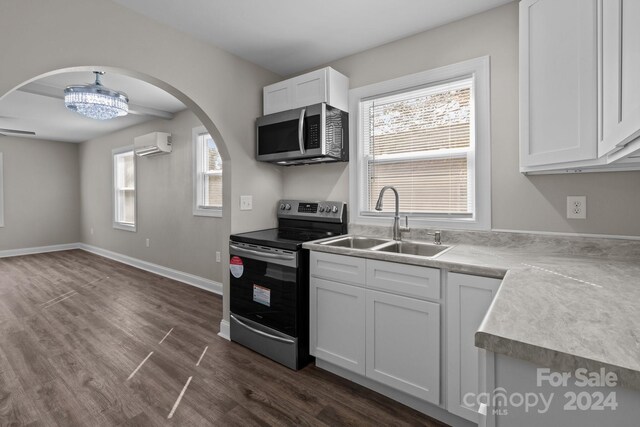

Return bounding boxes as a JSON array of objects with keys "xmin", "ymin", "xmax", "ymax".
[
  {"xmin": 567, "ymin": 196, "xmax": 586, "ymax": 219},
  {"xmin": 240, "ymin": 195, "xmax": 253, "ymax": 211}
]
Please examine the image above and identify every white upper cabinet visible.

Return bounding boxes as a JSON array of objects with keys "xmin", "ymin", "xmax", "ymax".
[
  {"xmin": 519, "ymin": 0, "xmax": 598, "ymax": 169},
  {"xmin": 600, "ymin": 0, "xmax": 640, "ymax": 157},
  {"xmin": 263, "ymin": 67, "xmax": 349, "ymax": 115},
  {"xmin": 519, "ymin": 0, "xmax": 640, "ymax": 173}
]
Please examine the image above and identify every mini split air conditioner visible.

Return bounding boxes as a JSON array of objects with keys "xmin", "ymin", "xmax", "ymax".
[{"xmin": 134, "ymin": 132, "xmax": 172, "ymax": 157}]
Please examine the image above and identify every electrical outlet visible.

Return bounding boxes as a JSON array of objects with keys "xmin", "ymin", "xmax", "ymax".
[
  {"xmin": 146, "ymin": 238, "xmax": 150, "ymax": 248},
  {"xmin": 216, "ymin": 251, "xmax": 221, "ymax": 263},
  {"xmin": 567, "ymin": 196, "xmax": 587, "ymax": 219},
  {"xmin": 240, "ymin": 195, "xmax": 253, "ymax": 211},
  {"xmin": 90, "ymin": 227, "xmax": 94, "ymax": 235}
]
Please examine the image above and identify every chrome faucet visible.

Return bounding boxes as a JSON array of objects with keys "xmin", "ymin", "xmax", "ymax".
[
  {"xmin": 375, "ymin": 186, "xmax": 405, "ymax": 240},
  {"xmin": 375, "ymin": 186, "xmax": 442, "ymax": 245}
]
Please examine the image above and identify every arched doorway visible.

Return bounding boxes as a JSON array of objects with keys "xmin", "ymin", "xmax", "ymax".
[{"xmin": 0, "ymin": 66, "xmax": 232, "ymax": 333}]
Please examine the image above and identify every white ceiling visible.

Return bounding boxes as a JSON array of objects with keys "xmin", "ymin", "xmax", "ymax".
[
  {"xmin": 1, "ymin": 1, "xmax": 511, "ymax": 143},
  {"xmin": 0, "ymin": 72, "xmax": 185, "ymax": 143},
  {"xmin": 111, "ymin": 0, "xmax": 513, "ymax": 76}
]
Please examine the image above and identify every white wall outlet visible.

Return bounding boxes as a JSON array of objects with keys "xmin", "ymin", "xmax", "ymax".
[
  {"xmin": 146, "ymin": 238, "xmax": 150, "ymax": 248},
  {"xmin": 240, "ymin": 195, "xmax": 253, "ymax": 211},
  {"xmin": 567, "ymin": 196, "xmax": 587, "ymax": 219},
  {"xmin": 90, "ymin": 227, "xmax": 94, "ymax": 235},
  {"xmin": 216, "ymin": 251, "xmax": 221, "ymax": 263}
]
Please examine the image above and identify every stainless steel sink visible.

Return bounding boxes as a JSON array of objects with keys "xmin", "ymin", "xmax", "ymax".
[
  {"xmin": 373, "ymin": 241, "xmax": 452, "ymax": 258},
  {"xmin": 321, "ymin": 236, "xmax": 392, "ymax": 249}
]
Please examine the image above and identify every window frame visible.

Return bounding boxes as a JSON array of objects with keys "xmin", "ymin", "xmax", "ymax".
[
  {"xmin": 349, "ymin": 56, "xmax": 491, "ymax": 230},
  {"xmin": 192, "ymin": 126, "xmax": 222, "ymax": 217},
  {"xmin": 0, "ymin": 153, "xmax": 4, "ymax": 228},
  {"xmin": 112, "ymin": 146, "xmax": 137, "ymax": 232}
]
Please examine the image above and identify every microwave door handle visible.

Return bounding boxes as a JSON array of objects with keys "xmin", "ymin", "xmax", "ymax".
[{"xmin": 298, "ymin": 108, "xmax": 306, "ymax": 154}]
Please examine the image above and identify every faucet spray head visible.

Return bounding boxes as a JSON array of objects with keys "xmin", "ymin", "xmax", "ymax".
[{"xmin": 375, "ymin": 196, "xmax": 384, "ymax": 211}]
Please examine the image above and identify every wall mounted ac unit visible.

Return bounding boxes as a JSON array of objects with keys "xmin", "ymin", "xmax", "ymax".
[{"xmin": 134, "ymin": 132, "xmax": 172, "ymax": 157}]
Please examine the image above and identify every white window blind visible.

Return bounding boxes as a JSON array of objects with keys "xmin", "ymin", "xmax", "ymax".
[
  {"xmin": 113, "ymin": 149, "xmax": 136, "ymax": 230},
  {"xmin": 360, "ymin": 78, "xmax": 474, "ymax": 218},
  {"xmin": 194, "ymin": 130, "xmax": 222, "ymax": 216}
]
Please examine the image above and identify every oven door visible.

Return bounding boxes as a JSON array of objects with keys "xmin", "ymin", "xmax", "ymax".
[
  {"xmin": 229, "ymin": 242, "xmax": 300, "ymax": 337},
  {"xmin": 256, "ymin": 103, "xmax": 325, "ymax": 162}
]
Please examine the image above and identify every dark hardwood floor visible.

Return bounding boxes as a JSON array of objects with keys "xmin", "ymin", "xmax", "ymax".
[{"xmin": 0, "ymin": 250, "xmax": 446, "ymax": 426}]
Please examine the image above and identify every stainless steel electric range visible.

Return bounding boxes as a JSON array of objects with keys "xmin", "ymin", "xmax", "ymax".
[{"xmin": 229, "ymin": 200, "xmax": 347, "ymax": 370}]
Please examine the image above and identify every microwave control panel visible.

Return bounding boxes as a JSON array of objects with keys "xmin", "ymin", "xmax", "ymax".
[{"xmin": 306, "ymin": 116, "xmax": 320, "ymax": 149}]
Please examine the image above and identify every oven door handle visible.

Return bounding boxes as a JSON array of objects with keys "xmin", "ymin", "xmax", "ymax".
[
  {"xmin": 229, "ymin": 244, "xmax": 295, "ymax": 261},
  {"xmin": 231, "ymin": 314, "xmax": 295, "ymax": 344},
  {"xmin": 298, "ymin": 108, "xmax": 306, "ymax": 154}
]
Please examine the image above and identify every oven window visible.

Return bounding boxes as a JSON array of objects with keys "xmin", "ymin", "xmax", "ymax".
[{"xmin": 230, "ymin": 256, "xmax": 299, "ymax": 336}]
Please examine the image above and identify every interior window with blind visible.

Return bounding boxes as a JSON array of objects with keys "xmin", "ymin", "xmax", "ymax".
[
  {"xmin": 361, "ymin": 78, "xmax": 473, "ymax": 217},
  {"xmin": 113, "ymin": 148, "xmax": 136, "ymax": 231},
  {"xmin": 193, "ymin": 129, "xmax": 222, "ymax": 216},
  {"xmin": 352, "ymin": 57, "xmax": 490, "ymax": 229}
]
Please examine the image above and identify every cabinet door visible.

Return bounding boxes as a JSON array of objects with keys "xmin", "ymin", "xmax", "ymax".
[
  {"xmin": 519, "ymin": 0, "xmax": 598, "ymax": 167},
  {"xmin": 600, "ymin": 0, "xmax": 640, "ymax": 156},
  {"xmin": 310, "ymin": 277, "xmax": 366, "ymax": 375},
  {"xmin": 263, "ymin": 81, "xmax": 292, "ymax": 115},
  {"xmin": 366, "ymin": 289, "xmax": 440, "ymax": 404},
  {"xmin": 290, "ymin": 69, "xmax": 327, "ymax": 111},
  {"xmin": 446, "ymin": 273, "xmax": 501, "ymax": 423}
]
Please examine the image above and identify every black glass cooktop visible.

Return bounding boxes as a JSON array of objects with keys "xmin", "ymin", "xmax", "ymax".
[{"xmin": 230, "ymin": 228, "xmax": 338, "ymax": 251}]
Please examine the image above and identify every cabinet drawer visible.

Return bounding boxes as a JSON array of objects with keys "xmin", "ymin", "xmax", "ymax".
[
  {"xmin": 366, "ymin": 260, "xmax": 440, "ymax": 300},
  {"xmin": 310, "ymin": 251, "xmax": 365, "ymax": 286}
]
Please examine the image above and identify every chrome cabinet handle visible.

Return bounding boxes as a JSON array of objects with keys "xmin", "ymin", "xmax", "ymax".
[
  {"xmin": 231, "ymin": 314, "xmax": 295, "ymax": 344},
  {"xmin": 298, "ymin": 108, "xmax": 306, "ymax": 154},
  {"xmin": 229, "ymin": 244, "xmax": 295, "ymax": 261}
]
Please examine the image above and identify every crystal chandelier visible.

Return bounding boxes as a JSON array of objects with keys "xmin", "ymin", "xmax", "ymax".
[{"xmin": 64, "ymin": 71, "xmax": 129, "ymax": 120}]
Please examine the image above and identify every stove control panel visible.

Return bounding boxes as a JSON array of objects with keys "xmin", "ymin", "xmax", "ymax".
[{"xmin": 277, "ymin": 200, "xmax": 346, "ymax": 223}]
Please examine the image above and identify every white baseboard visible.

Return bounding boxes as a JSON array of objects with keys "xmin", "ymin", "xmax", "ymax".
[
  {"xmin": 0, "ymin": 243, "xmax": 81, "ymax": 259},
  {"xmin": 79, "ymin": 243, "xmax": 222, "ymax": 295},
  {"xmin": 218, "ymin": 319, "xmax": 230, "ymax": 340}
]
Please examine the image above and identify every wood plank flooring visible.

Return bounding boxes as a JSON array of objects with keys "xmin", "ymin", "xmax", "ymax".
[{"xmin": 0, "ymin": 250, "xmax": 447, "ymax": 426}]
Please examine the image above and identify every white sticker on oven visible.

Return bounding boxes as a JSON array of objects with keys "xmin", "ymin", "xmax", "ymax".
[
  {"xmin": 230, "ymin": 256, "xmax": 244, "ymax": 278},
  {"xmin": 253, "ymin": 284, "xmax": 271, "ymax": 307}
]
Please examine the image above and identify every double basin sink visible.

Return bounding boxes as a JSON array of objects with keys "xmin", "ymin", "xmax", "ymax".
[{"xmin": 319, "ymin": 236, "xmax": 452, "ymax": 259}]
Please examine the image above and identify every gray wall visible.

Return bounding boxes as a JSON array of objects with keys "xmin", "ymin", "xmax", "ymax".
[
  {"xmin": 0, "ymin": 136, "xmax": 80, "ymax": 250},
  {"xmin": 282, "ymin": 2, "xmax": 640, "ymax": 237},
  {"xmin": 79, "ymin": 110, "xmax": 225, "ymax": 282},
  {"xmin": 0, "ymin": 0, "xmax": 283, "ymax": 323}
]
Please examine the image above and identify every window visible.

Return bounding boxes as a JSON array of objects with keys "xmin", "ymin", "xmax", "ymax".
[
  {"xmin": 350, "ymin": 57, "xmax": 491, "ymax": 230},
  {"xmin": 113, "ymin": 147, "xmax": 136, "ymax": 231},
  {"xmin": 0, "ymin": 153, "xmax": 4, "ymax": 227},
  {"xmin": 193, "ymin": 126, "xmax": 222, "ymax": 217}
]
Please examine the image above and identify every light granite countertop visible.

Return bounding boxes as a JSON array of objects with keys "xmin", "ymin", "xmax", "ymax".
[{"xmin": 303, "ymin": 225, "xmax": 640, "ymax": 391}]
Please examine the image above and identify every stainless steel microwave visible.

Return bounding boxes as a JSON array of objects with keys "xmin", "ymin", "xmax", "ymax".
[{"xmin": 256, "ymin": 103, "xmax": 348, "ymax": 166}]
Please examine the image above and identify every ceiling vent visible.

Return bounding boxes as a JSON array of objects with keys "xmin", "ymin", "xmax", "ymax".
[{"xmin": 134, "ymin": 132, "xmax": 172, "ymax": 157}]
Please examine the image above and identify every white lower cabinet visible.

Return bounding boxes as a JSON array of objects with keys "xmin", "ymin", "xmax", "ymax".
[
  {"xmin": 310, "ymin": 250, "xmax": 500, "ymax": 424},
  {"xmin": 446, "ymin": 272, "xmax": 501, "ymax": 423},
  {"xmin": 309, "ymin": 277, "xmax": 366, "ymax": 375},
  {"xmin": 366, "ymin": 289, "xmax": 440, "ymax": 404}
]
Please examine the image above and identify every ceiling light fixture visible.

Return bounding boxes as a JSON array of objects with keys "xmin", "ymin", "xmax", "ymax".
[{"xmin": 64, "ymin": 71, "xmax": 129, "ymax": 120}]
